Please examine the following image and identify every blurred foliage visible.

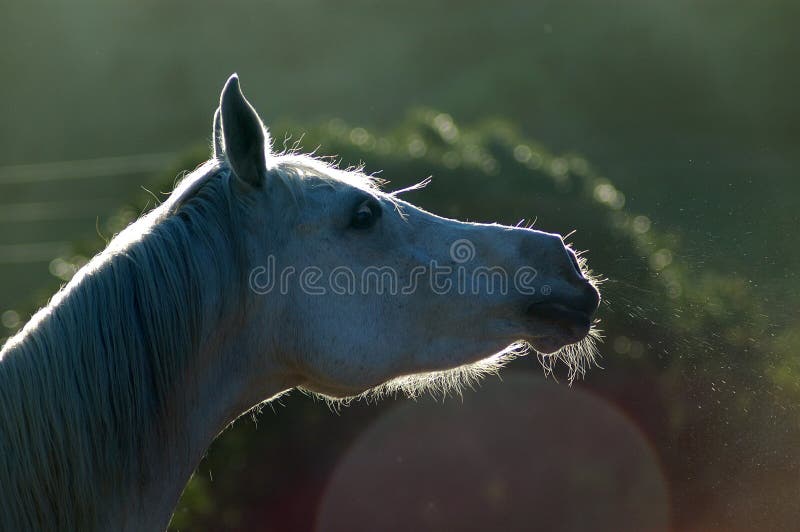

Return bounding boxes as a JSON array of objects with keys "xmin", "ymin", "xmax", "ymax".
[
  {"xmin": 1, "ymin": 0, "xmax": 798, "ymax": 293},
  {"xmin": 23, "ymin": 111, "xmax": 791, "ymax": 530},
  {"xmin": 1, "ymin": 2, "xmax": 797, "ymax": 529}
]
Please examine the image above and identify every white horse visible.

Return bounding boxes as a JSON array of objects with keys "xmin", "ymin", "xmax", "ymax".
[{"xmin": 0, "ymin": 75, "xmax": 600, "ymax": 531}]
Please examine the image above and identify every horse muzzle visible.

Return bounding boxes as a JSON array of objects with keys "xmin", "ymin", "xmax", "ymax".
[{"xmin": 525, "ymin": 280, "xmax": 600, "ymax": 353}]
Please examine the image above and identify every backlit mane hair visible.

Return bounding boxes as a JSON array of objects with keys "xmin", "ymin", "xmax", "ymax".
[
  {"xmin": 0, "ymin": 148, "xmax": 394, "ymax": 529},
  {"xmin": 0, "ymin": 158, "xmax": 237, "ymax": 528},
  {"xmin": 1, "ymin": 74, "xmax": 603, "ymax": 531}
]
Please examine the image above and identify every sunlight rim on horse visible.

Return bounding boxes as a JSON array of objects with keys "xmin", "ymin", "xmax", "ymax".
[{"xmin": 0, "ymin": 74, "xmax": 600, "ymax": 531}]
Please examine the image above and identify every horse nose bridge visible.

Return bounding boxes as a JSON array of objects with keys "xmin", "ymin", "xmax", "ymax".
[{"xmin": 517, "ymin": 230, "xmax": 572, "ymax": 271}]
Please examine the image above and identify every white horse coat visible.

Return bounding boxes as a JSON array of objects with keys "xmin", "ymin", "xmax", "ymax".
[{"xmin": 0, "ymin": 75, "xmax": 599, "ymax": 530}]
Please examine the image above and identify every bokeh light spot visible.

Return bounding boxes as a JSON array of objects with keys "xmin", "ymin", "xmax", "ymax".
[
  {"xmin": 650, "ymin": 249, "xmax": 673, "ymax": 271},
  {"xmin": 1, "ymin": 310, "xmax": 20, "ymax": 330},
  {"xmin": 632, "ymin": 215, "xmax": 652, "ymax": 234},
  {"xmin": 317, "ymin": 374, "xmax": 669, "ymax": 531}
]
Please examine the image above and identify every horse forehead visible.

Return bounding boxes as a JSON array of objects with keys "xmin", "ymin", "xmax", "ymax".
[
  {"xmin": 296, "ymin": 176, "xmax": 383, "ymax": 207},
  {"xmin": 273, "ymin": 157, "xmax": 369, "ymax": 186}
]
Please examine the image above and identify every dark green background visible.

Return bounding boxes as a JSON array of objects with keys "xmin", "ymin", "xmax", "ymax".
[{"xmin": 1, "ymin": 1, "xmax": 797, "ymax": 530}]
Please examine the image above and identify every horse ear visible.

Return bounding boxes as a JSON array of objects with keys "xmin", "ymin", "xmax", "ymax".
[
  {"xmin": 212, "ymin": 106, "xmax": 223, "ymax": 159},
  {"xmin": 219, "ymin": 74, "xmax": 269, "ymax": 187}
]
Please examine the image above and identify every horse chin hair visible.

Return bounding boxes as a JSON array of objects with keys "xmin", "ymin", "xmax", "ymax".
[
  {"xmin": 362, "ymin": 326, "xmax": 602, "ymax": 404},
  {"xmin": 535, "ymin": 326, "xmax": 603, "ymax": 384},
  {"xmin": 299, "ymin": 328, "xmax": 602, "ymax": 411},
  {"xmin": 301, "ymin": 343, "xmax": 524, "ymax": 410}
]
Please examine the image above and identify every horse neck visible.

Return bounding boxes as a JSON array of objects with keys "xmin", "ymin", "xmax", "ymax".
[{"xmin": 0, "ymin": 173, "xmax": 288, "ymax": 530}]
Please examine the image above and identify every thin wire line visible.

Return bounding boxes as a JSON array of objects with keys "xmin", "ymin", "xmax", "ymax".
[
  {"xmin": 0, "ymin": 152, "xmax": 178, "ymax": 185},
  {"xmin": 0, "ymin": 242, "xmax": 71, "ymax": 264},
  {"xmin": 0, "ymin": 199, "xmax": 121, "ymax": 222}
]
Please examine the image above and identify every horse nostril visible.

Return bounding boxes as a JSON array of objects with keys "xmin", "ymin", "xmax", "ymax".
[
  {"xmin": 577, "ymin": 281, "xmax": 601, "ymax": 314},
  {"xmin": 566, "ymin": 248, "xmax": 583, "ymax": 278}
]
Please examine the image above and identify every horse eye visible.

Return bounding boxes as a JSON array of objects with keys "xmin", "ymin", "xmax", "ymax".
[{"xmin": 350, "ymin": 198, "xmax": 381, "ymax": 229}]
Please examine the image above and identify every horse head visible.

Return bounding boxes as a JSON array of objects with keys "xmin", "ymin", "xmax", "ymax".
[{"xmin": 215, "ymin": 75, "xmax": 601, "ymax": 400}]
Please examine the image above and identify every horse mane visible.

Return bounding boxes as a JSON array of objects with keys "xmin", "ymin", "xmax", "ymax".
[
  {"xmin": 0, "ymin": 147, "xmax": 387, "ymax": 528},
  {"xmin": 0, "ymin": 158, "xmax": 245, "ymax": 529}
]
